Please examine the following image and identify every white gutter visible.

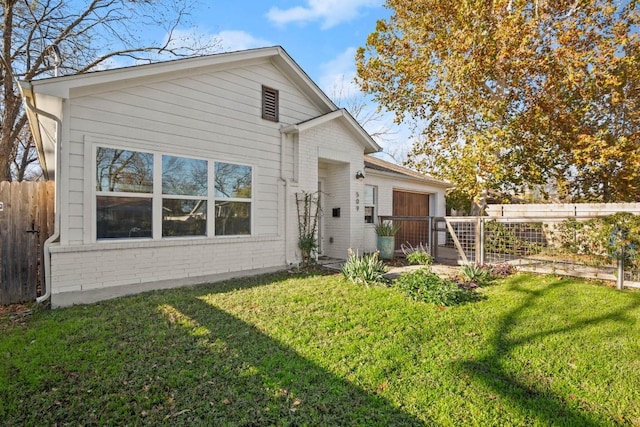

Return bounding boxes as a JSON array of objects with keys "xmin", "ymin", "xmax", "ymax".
[{"xmin": 21, "ymin": 82, "xmax": 61, "ymax": 305}]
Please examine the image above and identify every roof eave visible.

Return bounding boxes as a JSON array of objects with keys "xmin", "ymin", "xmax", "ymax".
[{"xmin": 365, "ymin": 167, "xmax": 452, "ymax": 188}]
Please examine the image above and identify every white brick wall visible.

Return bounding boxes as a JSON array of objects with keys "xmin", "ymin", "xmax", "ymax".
[{"xmin": 49, "ymin": 236, "xmax": 286, "ymax": 305}]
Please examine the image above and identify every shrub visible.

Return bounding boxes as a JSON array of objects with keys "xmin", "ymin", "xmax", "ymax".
[
  {"xmin": 401, "ymin": 242, "xmax": 433, "ymax": 267},
  {"xmin": 394, "ymin": 269, "xmax": 476, "ymax": 306},
  {"xmin": 342, "ymin": 250, "xmax": 388, "ymax": 286},
  {"xmin": 489, "ymin": 263, "xmax": 517, "ymax": 278},
  {"xmin": 460, "ymin": 264, "xmax": 493, "ymax": 287},
  {"xmin": 374, "ymin": 221, "xmax": 400, "ymax": 236},
  {"xmin": 554, "ymin": 213, "xmax": 640, "ymax": 270}
]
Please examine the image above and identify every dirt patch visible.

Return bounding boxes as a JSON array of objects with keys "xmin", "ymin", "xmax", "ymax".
[{"xmin": 382, "ymin": 257, "xmax": 410, "ymax": 267}]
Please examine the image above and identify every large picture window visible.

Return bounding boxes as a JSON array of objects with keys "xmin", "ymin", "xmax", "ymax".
[{"xmin": 96, "ymin": 146, "xmax": 252, "ymax": 240}]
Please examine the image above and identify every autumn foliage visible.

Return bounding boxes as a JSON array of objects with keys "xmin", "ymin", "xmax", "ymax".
[{"xmin": 356, "ymin": 0, "xmax": 640, "ymax": 203}]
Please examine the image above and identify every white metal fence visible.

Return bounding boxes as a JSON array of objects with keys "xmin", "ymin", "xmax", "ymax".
[{"xmin": 433, "ymin": 216, "xmax": 640, "ymax": 288}]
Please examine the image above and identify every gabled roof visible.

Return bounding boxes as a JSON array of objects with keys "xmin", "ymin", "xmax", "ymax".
[
  {"xmin": 20, "ymin": 46, "xmax": 360, "ymax": 179},
  {"xmin": 23, "ymin": 46, "xmax": 337, "ymax": 113},
  {"xmin": 364, "ymin": 155, "xmax": 451, "ymax": 187},
  {"xmin": 281, "ymin": 109, "xmax": 381, "ymax": 154}
]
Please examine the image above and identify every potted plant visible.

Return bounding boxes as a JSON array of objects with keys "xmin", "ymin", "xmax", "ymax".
[{"xmin": 375, "ymin": 220, "xmax": 400, "ymax": 259}]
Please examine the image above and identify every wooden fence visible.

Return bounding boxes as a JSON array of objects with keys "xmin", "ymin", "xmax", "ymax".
[{"xmin": 0, "ymin": 181, "xmax": 55, "ymax": 304}]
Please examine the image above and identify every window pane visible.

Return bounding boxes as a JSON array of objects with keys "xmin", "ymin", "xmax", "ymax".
[
  {"xmin": 97, "ymin": 196, "xmax": 152, "ymax": 239},
  {"xmin": 215, "ymin": 163, "xmax": 252, "ymax": 198},
  {"xmin": 162, "ymin": 155, "xmax": 207, "ymax": 196},
  {"xmin": 365, "ymin": 206, "xmax": 375, "ymax": 224},
  {"xmin": 215, "ymin": 201, "xmax": 251, "ymax": 235},
  {"xmin": 364, "ymin": 186, "xmax": 375, "ymax": 205},
  {"xmin": 162, "ymin": 199, "xmax": 207, "ymax": 237},
  {"xmin": 96, "ymin": 148, "xmax": 153, "ymax": 193}
]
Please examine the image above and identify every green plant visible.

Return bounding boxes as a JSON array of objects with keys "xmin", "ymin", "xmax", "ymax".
[
  {"xmin": 374, "ymin": 220, "xmax": 400, "ymax": 236},
  {"xmin": 394, "ymin": 268, "xmax": 476, "ymax": 306},
  {"xmin": 554, "ymin": 213, "xmax": 640, "ymax": 271},
  {"xmin": 296, "ymin": 191, "xmax": 321, "ymax": 265},
  {"xmin": 484, "ymin": 220, "xmax": 545, "ymax": 256},
  {"xmin": 489, "ymin": 263, "xmax": 517, "ymax": 278},
  {"xmin": 401, "ymin": 242, "xmax": 433, "ymax": 266},
  {"xmin": 460, "ymin": 263, "xmax": 493, "ymax": 287},
  {"xmin": 341, "ymin": 249, "xmax": 388, "ymax": 286}
]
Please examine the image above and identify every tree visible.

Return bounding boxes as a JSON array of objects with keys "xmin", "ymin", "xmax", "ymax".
[
  {"xmin": 356, "ymin": 0, "xmax": 640, "ymax": 203},
  {"xmin": 1, "ymin": 0, "xmax": 218, "ymax": 181},
  {"xmin": 327, "ymin": 75, "xmax": 407, "ymax": 162}
]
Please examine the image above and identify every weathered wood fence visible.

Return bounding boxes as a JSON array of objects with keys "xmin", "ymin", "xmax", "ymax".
[{"xmin": 0, "ymin": 181, "xmax": 54, "ymax": 304}]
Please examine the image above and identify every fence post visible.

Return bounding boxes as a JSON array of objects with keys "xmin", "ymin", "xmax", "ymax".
[
  {"xmin": 617, "ymin": 246, "xmax": 624, "ymax": 290},
  {"xmin": 428, "ymin": 216, "xmax": 433, "ymax": 256},
  {"xmin": 478, "ymin": 218, "xmax": 485, "ymax": 265}
]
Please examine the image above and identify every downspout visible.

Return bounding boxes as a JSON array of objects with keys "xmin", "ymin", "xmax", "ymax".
[
  {"xmin": 279, "ymin": 129, "xmax": 291, "ymax": 265},
  {"xmin": 21, "ymin": 82, "xmax": 61, "ymax": 305}
]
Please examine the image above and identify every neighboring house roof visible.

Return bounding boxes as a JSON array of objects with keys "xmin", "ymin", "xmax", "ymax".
[
  {"xmin": 364, "ymin": 155, "xmax": 451, "ymax": 188},
  {"xmin": 281, "ymin": 109, "xmax": 381, "ymax": 154}
]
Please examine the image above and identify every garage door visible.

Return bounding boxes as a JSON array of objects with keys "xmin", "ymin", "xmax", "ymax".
[{"xmin": 392, "ymin": 190, "xmax": 430, "ymax": 250}]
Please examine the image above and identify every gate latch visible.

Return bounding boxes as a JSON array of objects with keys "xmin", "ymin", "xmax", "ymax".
[{"xmin": 25, "ymin": 220, "xmax": 40, "ymax": 234}]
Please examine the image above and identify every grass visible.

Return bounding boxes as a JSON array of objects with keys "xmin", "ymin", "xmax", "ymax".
[{"xmin": 1, "ymin": 270, "xmax": 640, "ymax": 426}]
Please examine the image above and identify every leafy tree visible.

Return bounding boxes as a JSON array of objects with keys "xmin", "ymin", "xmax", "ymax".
[
  {"xmin": 356, "ymin": 0, "xmax": 640, "ymax": 203},
  {"xmin": 1, "ymin": 0, "xmax": 218, "ymax": 181}
]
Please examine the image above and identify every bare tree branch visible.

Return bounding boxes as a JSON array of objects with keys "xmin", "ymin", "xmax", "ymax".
[{"xmin": 1, "ymin": 0, "xmax": 220, "ymax": 181}]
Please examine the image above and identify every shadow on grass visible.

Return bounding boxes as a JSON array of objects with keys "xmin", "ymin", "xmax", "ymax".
[
  {"xmin": 2, "ymin": 269, "xmax": 428, "ymax": 426},
  {"xmin": 460, "ymin": 276, "xmax": 640, "ymax": 426},
  {"xmin": 159, "ymin": 291, "xmax": 427, "ymax": 425}
]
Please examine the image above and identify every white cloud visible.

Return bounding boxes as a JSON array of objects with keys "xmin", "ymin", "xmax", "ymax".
[
  {"xmin": 214, "ymin": 30, "xmax": 272, "ymax": 52},
  {"xmin": 317, "ymin": 48, "xmax": 415, "ymax": 159},
  {"xmin": 267, "ymin": 0, "xmax": 381, "ymax": 29},
  {"xmin": 318, "ymin": 47, "xmax": 360, "ymax": 97}
]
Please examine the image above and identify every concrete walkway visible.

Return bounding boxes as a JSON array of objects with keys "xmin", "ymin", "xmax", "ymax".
[{"xmin": 318, "ymin": 257, "xmax": 460, "ymax": 280}]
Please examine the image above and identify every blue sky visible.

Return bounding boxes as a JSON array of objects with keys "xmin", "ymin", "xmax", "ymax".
[{"xmin": 176, "ymin": 0, "xmax": 407, "ymax": 159}]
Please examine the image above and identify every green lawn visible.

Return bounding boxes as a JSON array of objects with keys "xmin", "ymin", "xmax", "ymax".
[{"xmin": 1, "ymin": 270, "xmax": 639, "ymax": 426}]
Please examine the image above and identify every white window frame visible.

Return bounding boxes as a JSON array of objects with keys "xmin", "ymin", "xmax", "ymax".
[
  {"xmin": 364, "ymin": 185, "xmax": 377, "ymax": 224},
  {"xmin": 93, "ymin": 143, "xmax": 254, "ymax": 242}
]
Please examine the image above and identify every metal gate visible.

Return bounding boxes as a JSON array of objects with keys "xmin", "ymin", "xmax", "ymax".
[
  {"xmin": 432, "ymin": 217, "xmax": 478, "ymax": 265},
  {"xmin": 0, "ymin": 181, "xmax": 54, "ymax": 304}
]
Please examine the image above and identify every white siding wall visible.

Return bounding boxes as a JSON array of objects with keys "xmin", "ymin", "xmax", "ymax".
[
  {"xmin": 298, "ymin": 120, "xmax": 366, "ymax": 259},
  {"xmin": 362, "ymin": 171, "xmax": 448, "ymax": 253},
  {"xmin": 51, "ymin": 59, "xmax": 325, "ymax": 303}
]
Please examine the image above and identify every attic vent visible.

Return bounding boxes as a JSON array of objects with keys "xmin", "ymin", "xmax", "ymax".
[{"xmin": 262, "ymin": 86, "xmax": 279, "ymax": 122}]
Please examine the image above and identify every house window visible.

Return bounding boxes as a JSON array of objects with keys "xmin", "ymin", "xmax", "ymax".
[
  {"xmin": 364, "ymin": 185, "xmax": 377, "ymax": 224},
  {"xmin": 215, "ymin": 162, "xmax": 252, "ymax": 235},
  {"xmin": 262, "ymin": 85, "xmax": 279, "ymax": 122},
  {"xmin": 162, "ymin": 155, "xmax": 207, "ymax": 237},
  {"xmin": 96, "ymin": 148, "xmax": 153, "ymax": 239},
  {"xmin": 96, "ymin": 147, "xmax": 253, "ymax": 240}
]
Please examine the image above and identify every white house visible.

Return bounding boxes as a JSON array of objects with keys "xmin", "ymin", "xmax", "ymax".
[{"xmin": 21, "ymin": 46, "xmax": 449, "ymax": 307}]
